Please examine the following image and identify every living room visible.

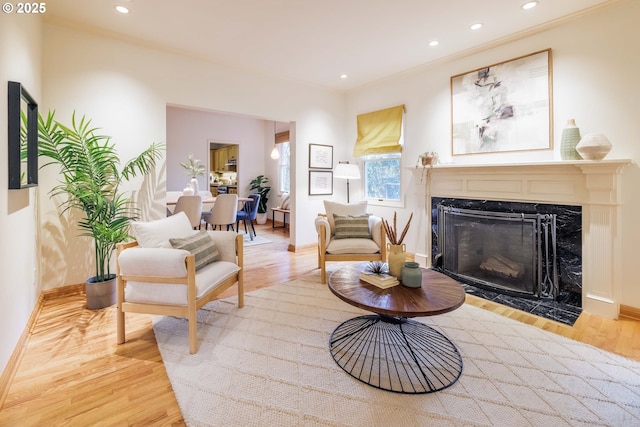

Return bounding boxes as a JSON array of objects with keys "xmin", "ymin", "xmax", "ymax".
[{"xmin": 1, "ymin": 0, "xmax": 639, "ymax": 424}]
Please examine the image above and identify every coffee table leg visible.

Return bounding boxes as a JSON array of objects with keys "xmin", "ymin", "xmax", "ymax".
[{"xmin": 329, "ymin": 314, "xmax": 463, "ymax": 394}]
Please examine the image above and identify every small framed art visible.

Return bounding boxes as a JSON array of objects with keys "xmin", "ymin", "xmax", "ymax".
[
  {"xmin": 308, "ymin": 170, "xmax": 333, "ymax": 196},
  {"xmin": 309, "ymin": 143, "xmax": 333, "ymax": 169}
]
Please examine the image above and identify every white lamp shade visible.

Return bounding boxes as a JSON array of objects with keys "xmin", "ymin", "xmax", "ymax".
[{"xmin": 334, "ymin": 163, "xmax": 360, "ymax": 180}]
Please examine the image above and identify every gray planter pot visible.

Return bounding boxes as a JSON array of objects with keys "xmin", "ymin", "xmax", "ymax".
[{"xmin": 86, "ymin": 275, "xmax": 117, "ymax": 310}]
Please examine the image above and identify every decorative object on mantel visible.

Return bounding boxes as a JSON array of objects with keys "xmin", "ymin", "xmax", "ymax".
[
  {"xmin": 416, "ymin": 151, "xmax": 438, "ymax": 182},
  {"xmin": 575, "ymin": 133, "xmax": 612, "ymax": 160},
  {"xmin": 560, "ymin": 119, "xmax": 582, "ymax": 160},
  {"xmin": 382, "ymin": 211, "xmax": 413, "ymax": 279},
  {"xmin": 180, "ymin": 153, "xmax": 206, "ymax": 195}
]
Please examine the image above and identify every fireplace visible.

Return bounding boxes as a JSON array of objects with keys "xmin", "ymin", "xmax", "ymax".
[
  {"xmin": 432, "ymin": 198, "xmax": 582, "ymax": 307},
  {"xmin": 421, "ymin": 160, "xmax": 630, "ymax": 319}
]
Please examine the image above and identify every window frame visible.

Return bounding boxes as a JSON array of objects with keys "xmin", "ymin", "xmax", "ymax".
[
  {"xmin": 362, "ymin": 152, "xmax": 404, "ymax": 208},
  {"xmin": 277, "ymin": 141, "xmax": 290, "ymax": 193}
]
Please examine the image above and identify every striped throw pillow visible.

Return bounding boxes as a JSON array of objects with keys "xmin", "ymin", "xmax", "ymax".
[
  {"xmin": 333, "ymin": 214, "xmax": 372, "ymax": 239},
  {"xmin": 169, "ymin": 231, "xmax": 220, "ymax": 270}
]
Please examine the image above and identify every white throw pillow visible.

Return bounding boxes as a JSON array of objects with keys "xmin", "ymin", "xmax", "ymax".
[
  {"xmin": 323, "ymin": 200, "xmax": 367, "ymax": 234},
  {"xmin": 280, "ymin": 192, "xmax": 290, "ymax": 210},
  {"xmin": 131, "ymin": 211, "xmax": 194, "ymax": 248}
]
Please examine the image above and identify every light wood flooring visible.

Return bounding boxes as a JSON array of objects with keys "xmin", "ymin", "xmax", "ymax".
[{"xmin": 1, "ymin": 223, "xmax": 639, "ymax": 426}]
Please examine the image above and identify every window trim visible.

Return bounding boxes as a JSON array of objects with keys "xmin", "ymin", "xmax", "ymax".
[{"xmin": 362, "ymin": 152, "xmax": 404, "ymax": 208}]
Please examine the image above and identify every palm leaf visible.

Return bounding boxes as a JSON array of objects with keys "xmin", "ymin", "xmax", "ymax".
[{"xmin": 38, "ymin": 110, "xmax": 164, "ymax": 282}]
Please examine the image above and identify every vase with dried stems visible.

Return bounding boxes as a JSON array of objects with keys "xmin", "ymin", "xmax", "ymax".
[{"xmin": 382, "ymin": 212, "xmax": 413, "ymax": 279}]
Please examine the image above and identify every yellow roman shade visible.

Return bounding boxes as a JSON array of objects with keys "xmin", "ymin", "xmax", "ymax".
[{"xmin": 353, "ymin": 105, "xmax": 404, "ymax": 156}]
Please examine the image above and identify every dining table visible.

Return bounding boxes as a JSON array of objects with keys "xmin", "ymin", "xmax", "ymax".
[
  {"xmin": 166, "ymin": 195, "xmax": 255, "ymax": 238},
  {"xmin": 165, "ymin": 196, "xmax": 252, "ymax": 206}
]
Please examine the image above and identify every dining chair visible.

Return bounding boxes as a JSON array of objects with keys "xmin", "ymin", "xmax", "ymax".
[
  {"xmin": 172, "ymin": 195, "xmax": 203, "ymax": 229},
  {"xmin": 204, "ymin": 194, "xmax": 238, "ymax": 231},
  {"xmin": 235, "ymin": 194, "xmax": 260, "ymax": 239}
]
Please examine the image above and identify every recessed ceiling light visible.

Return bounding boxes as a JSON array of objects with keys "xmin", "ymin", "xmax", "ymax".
[
  {"xmin": 522, "ymin": 1, "xmax": 538, "ymax": 10},
  {"xmin": 340, "ymin": 74, "xmax": 348, "ymax": 79},
  {"xmin": 115, "ymin": 5, "xmax": 129, "ymax": 14},
  {"xmin": 470, "ymin": 23, "xmax": 483, "ymax": 30},
  {"xmin": 428, "ymin": 40, "xmax": 439, "ymax": 47}
]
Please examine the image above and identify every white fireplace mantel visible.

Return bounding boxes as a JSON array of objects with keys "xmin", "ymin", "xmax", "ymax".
[{"xmin": 423, "ymin": 159, "xmax": 632, "ymax": 319}]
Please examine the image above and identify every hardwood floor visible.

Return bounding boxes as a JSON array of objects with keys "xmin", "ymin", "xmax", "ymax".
[{"xmin": 1, "ymin": 222, "xmax": 639, "ymax": 426}]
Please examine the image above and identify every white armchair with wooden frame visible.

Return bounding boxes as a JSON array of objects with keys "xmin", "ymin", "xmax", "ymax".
[
  {"xmin": 116, "ymin": 212, "xmax": 243, "ymax": 354},
  {"xmin": 315, "ymin": 200, "xmax": 387, "ymax": 284}
]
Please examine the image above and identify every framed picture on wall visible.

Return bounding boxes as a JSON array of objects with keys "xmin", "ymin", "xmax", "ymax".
[
  {"xmin": 309, "ymin": 170, "xmax": 333, "ymax": 195},
  {"xmin": 309, "ymin": 143, "xmax": 333, "ymax": 169},
  {"xmin": 451, "ymin": 49, "xmax": 552, "ymax": 155}
]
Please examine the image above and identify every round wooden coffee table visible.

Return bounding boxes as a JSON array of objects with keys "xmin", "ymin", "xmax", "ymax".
[{"xmin": 328, "ymin": 263, "xmax": 466, "ymax": 394}]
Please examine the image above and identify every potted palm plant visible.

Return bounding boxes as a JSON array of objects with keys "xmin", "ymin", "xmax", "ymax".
[
  {"xmin": 249, "ymin": 175, "xmax": 271, "ymax": 224},
  {"xmin": 38, "ymin": 111, "xmax": 164, "ymax": 309}
]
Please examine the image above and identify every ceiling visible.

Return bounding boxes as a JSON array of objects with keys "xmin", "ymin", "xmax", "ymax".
[{"xmin": 45, "ymin": 0, "xmax": 613, "ymax": 92}]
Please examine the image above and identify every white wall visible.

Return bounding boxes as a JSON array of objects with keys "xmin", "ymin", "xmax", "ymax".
[
  {"xmin": 166, "ymin": 106, "xmax": 269, "ymax": 198},
  {"xmin": 0, "ymin": 13, "xmax": 42, "ymax": 381},
  {"xmin": 37, "ymin": 22, "xmax": 344, "ymax": 291},
  {"xmin": 345, "ymin": 0, "xmax": 640, "ymax": 308}
]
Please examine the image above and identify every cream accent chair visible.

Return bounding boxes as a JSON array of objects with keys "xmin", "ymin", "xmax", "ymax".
[
  {"xmin": 116, "ymin": 212, "xmax": 243, "ymax": 354},
  {"xmin": 315, "ymin": 200, "xmax": 387, "ymax": 284}
]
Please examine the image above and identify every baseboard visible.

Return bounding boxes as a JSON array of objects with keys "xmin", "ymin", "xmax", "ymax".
[
  {"xmin": 620, "ymin": 304, "xmax": 640, "ymax": 322},
  {"xmin": 0, "ymin": 283, "xmax": 83, "ymax": 409},
  {"xmin": 287, "ymin": 242, "xmax": 315, "ymax": 253},
  {"xmin": 0, "ymin": 292, "xmax": 44, "ymax": 409},
  {"xmin": 42, "ymin": 283, "xmax": 84, "ymax": 300}
]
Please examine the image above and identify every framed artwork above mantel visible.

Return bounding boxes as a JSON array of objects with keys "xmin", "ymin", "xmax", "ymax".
[{"xmin": 451, "ymin": 49, "xmax": 553, "ymax": 156}]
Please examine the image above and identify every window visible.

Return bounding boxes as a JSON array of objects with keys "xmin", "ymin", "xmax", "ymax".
[
  {"xmin": 353, "ymin": 105, "xmax": 404, "ymax": 206},
  {"xmin": 363, "ymin": 153, "xmax": 401, "ymax": 203},
  {"xmin": 278, "ymin": 141, "xmax": 290, "ymax": 193}
]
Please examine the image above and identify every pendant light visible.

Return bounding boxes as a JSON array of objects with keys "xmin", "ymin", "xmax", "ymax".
[{"xmin": 270, "ymin": 120, "xmax": 280, "ymax": 160}]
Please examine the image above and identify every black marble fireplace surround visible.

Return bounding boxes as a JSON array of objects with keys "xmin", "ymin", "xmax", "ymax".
[{"xmin": 431, "ymin": 197, "xmax": 582, "ymax": 326}]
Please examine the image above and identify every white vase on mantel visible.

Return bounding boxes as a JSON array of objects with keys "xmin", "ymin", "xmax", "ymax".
[{"xmin": 575, "ymin": 133, "xmax": 612, "ymax": 161}]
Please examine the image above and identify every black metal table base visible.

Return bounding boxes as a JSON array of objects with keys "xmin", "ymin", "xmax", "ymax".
[{"xmin": 330, "ymin": 314, "xmax": 463, "ymax": 394}]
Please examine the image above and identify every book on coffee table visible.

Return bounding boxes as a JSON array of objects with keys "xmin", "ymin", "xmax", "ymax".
[{"xmin": 360, "ymin": 272, "xmax": 399, "ymax": 289}]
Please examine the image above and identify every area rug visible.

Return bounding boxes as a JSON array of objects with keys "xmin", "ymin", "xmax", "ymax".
[
  {"xmin": 153, "ymin": 276, "xmax": 640, "ymax": 427},
  {"xmin": 239, "ymin": 232, "xmax": 272, "ymax": 247}
]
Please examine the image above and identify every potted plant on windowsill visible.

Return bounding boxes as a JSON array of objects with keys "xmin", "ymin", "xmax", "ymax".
[
  {"xmin": 249, "ymin": 174, "xmax": 271, "ymax": 224},
  {"xmin": 38, "ymin": 111, "xmax": 164, "ymax": 309}
]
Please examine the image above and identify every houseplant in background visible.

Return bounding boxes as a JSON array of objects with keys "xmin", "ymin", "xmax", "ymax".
[
  {"xmin": 38, "ymin": 111, "xmax": 164, "ymax": 309},
  {"xmin": 416, "ymin": 151, "xmax": 438, "ymax": 182},
  {"xmin": 180, "ymin": 153, "xmax": 206, "ymax": 195},
  {"xmin": 249, "ymin": 174, "xmax": 271, "ymax": 224}
]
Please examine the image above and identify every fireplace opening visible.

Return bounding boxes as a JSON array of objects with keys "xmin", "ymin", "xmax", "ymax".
[
  {"xmin": 431, "ymin": 198, "xmax": 582, "ymax": 325},
  {"xmin": 437, "ymin": 206, "xmax": 558, "ymax": 299}
]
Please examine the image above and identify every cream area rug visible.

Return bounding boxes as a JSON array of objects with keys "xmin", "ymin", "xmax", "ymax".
[{"xmin": 153, "ymin": 274, "xmax": 640, "ymax": 427}]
